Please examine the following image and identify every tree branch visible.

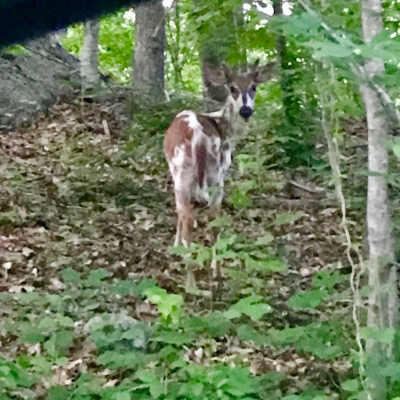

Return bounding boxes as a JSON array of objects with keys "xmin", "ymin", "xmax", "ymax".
[{"xmin": 296, "ymin": 0, "xmax": 400, "ymax": 127}]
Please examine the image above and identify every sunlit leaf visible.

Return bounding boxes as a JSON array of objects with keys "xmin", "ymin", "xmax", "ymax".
[
  {"xmin": 274, "ymin": 211, "xmax": 305, "ymax": 225},
  {"xmin": 341, "ymin": 378, "xmax": 360, "ymax": 392},
  {"xmin": 246, "ymin": 258, "xmax": 287, "ymax": 272},
  {"xmin": 225, "ymin": 296, "xmax": 272, "ymax": 321},
  {"xmin": 287, "ymin": 289, "xmax": 328, "ymax": 309}
]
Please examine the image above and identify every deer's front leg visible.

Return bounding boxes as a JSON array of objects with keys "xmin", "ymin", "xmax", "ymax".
[{"xmin": 207, "ymin": 203, "xmax": 221, "ymax": 245}]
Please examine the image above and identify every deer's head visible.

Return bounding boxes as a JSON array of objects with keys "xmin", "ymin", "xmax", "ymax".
[{"xmin": 204, "ymin": 60, "xmax": 275, "ymax": 121}]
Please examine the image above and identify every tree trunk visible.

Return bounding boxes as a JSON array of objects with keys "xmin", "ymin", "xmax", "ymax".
[
  {"xmin": 166, "ymin": 1, "xmax": 184, "ymax": 90},
  {"xmin": 81, "ymin": 19, "xmax": 100, "ymax": 91},
  {"xmin": 360, "ymin": 0, "xmax": 398, "ymax": 397},
  {"xmin": 273, "ymin": 0, "xmax": 299, "ymax": 126},
  {"xmin": 133, "ymin": 0, "xmax": 165, "ymax": 103}
]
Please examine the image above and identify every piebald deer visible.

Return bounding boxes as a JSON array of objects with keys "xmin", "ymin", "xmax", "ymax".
[{"xmin": 164, "ymin": 60, "xmax": 274, "ymax": 289}]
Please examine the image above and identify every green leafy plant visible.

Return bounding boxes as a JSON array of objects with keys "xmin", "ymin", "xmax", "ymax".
[{"xmin": 61, "ymin": 11, "xmax": 134, "ymax": 82}]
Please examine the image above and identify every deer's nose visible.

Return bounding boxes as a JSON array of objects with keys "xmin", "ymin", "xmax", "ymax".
[{"xmin": 239, "ymin": 106, "xmax": 253, "ymax": 120}]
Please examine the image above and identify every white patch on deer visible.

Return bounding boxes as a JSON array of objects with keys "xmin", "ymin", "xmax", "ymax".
[
  {"xmin": 220, "ymin": 143, "xmax": 232, "ymax": 180},
  {"xmin": 202, "ymin": 109, "xmax": 224, "ymax": 118},
  {"xmin": 211, "ymin": 137, "xmax": 221, "ymax": 156},
  {"xmin": 176, "ymin": 111, "xmax": 212, "ymax": 204},
  {"xmin": 246, "ymin": 93, "xmax": 255, "ymax": 109},
  {"xmin": 168, "ymin": 110, "xmax": 234, "ymax": 208},
  {"xmin": 169, "ymin": 145, "xmax": 192, "ymax": 211},
  {"xmin": 177, "ymin": 110, "xmax": 200, "ymax": 130},
  {"xmin": 227, "ymin": 93, "xmax": 242, "ymax": 115},
  {"xmin": 223, "ymin": 95, "xmax": 249, "ymax": 144}
]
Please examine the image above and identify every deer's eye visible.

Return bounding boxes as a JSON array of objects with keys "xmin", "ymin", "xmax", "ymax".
[
  {"xmin": 229, "ymin": 85, "xmax": 239, "ymax": 94},
  {"xmin": 250, "ymin": 84, "xmax": 257, "ymax": 92}
]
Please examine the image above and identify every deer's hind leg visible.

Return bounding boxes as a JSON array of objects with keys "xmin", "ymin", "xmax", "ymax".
[{"xmin": 174, "ymin": 190, "xmax": 197, "ymax": 288}]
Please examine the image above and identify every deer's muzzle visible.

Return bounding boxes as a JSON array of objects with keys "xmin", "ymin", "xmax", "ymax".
[{"xmin": 239, "ymin": 106, "xmax": 253, "ymax": 120}]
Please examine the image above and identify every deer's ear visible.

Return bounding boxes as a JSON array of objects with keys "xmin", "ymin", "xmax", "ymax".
[
  {"xmin": 254, "ymin": 61, "xmax": 275, "ymax": 83},
  {"xmin": 203, "ymin": 63, "xmax": 227, "ymax": 87},
  {"xmin": 252, "ymin": 59, "xmax": 260, "ymax": 71},
  {"xmin": 220, "ymin": 62, "xmax": 235, "ymax": 83}
]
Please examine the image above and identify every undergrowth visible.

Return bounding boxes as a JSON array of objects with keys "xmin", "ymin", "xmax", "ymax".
[{"xmin": 0, "ymin": 97, "xmax": 365, "ymax": 399}]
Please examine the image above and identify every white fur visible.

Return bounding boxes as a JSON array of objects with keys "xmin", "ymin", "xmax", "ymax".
[
  {"xmin": 168, "ymin": 111, "xmax": 233, "ymax": 209},
  {"xmin": 202, "ymin": 109, "xmax": 224, "ymax": 118},
  {"xmin": 214, "ymin": 93, "xmax": 250, "ymax": 147},
  {"xmin": 246, "ymin": 93, "xmax": 255, "ymax": 109}
]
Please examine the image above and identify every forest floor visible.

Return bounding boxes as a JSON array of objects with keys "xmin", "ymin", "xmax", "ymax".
[{"xmin": 0, "ymin": 96, "xmax": 368, "ymax": 398}]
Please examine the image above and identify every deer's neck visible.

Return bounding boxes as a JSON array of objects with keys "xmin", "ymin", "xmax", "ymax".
[{"xmin": 201, "ymin": 99, "xmax": 248, "ymax": 143}]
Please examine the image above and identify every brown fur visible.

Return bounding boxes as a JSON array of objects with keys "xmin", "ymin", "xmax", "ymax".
[{"xmin": 163, "ymin": 117, "xmax": 193, "ymax": 161}]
